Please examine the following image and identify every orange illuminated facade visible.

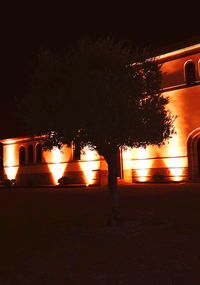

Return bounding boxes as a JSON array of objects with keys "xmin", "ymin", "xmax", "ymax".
[
  {"xmin": 0, "ymin": 42, "xmax": 200, "ymax": 186},
  {"xmin": 0, "ymin": 137, "xmax": 101, "ymax": 186}
]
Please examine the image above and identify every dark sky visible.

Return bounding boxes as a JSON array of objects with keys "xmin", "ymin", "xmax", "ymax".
[{"xmin": 1, "ymin": 2, "xmax": 200, "ymax": 137}]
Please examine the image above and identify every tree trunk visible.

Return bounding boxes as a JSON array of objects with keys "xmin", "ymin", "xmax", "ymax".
[{"xmin": 105, "ymin": 147, "xmax": 120, "ymax": 226}]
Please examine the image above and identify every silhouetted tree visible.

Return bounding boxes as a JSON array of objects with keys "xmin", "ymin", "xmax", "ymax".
[{"xmin": 21, "ymin": 38, "xmax": 175, "ymax": 225}]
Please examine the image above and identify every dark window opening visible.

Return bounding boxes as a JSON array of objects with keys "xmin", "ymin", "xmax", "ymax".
[
  {"xmin": 36, "ymin": 144, "xmax": 42, "ymax": 163},
  {"xmin": 19, "ymin": 146, "xmax": 26, "ymax": 165},
  {"xmin": 185, "ymin": 61, "xmax": 196, "ymax": 85},
  {"xmin": 74, "ymin": 144, "xmax": 81, "ymax": 160},
  {"xmin": 28, "ymin": 145, "xmax": 34, "ymax": 164}
]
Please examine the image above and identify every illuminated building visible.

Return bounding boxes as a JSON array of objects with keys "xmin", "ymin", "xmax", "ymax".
[{"xmin": 0, "ymin": 42, "xmax": 200, "ymax": 185}]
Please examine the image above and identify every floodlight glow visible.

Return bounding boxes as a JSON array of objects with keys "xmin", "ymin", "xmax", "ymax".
[
  {"xmin": 80, "ymin": 146, "xmax": 100, "ymax": 185},
  {"xmin": 4, "ymin": 144, "xmax": 19, "ymax": 180},
  {"xmin": 133, "ymin": 148, "xmax": 152, "ymax": 182},
  {"xmin": 44, "ymin": 148, "xmax": 66, "ymax": 184},
  {"xmin": 164, "ymin": 134, "xmax": 185, "ymax": 182}
]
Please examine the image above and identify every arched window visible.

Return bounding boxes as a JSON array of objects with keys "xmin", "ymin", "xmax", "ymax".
[
  {"xmin": 19, "ymin": 146, "xmax": 26, "ymax": 165},
  {"xmin": 28, "ymin": 144, "xmax": 34, "ymax": 164},
  {"xmin": 36, "ymin": 144, "xmax": 42, "ymax": 163},
  {"xmin": 185, "ymin": 61, "xmax": 196, "ymax": 85}
]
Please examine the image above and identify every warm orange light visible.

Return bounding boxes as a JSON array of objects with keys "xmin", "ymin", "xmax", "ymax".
[
  {"xmin": 4, "ymin": 144, "xmax": 19, "ymax": 180},
  {"xmin": 133, "ymin": 148, "xmax": 153, "ymax": 182},
  {"xmin": 163, "ymin": 134, "xmax": 186, "ymax": 182},
  {"xmin": 123, "ymin": 147, "xmax": 133, "ymax": 170},
  {"xmin": 80, "ymin": 146, "xmax": 100, "ymax": 185},
  {"xmin": 155, "ymin": 44, "xmax": 200, "ymax": 62},
  {"xmin": 122, "ymin": 148, "xmax": 133, "ymax": 182},
  {"xmin": 123, "ymin": 147, "xmax": 153, "ymax": 182},
  {"xmin": 44, "ymin": 148, "xmax": 66, "ymax": 184},
  {"xmin": 163, "ymin": 91, "xmax": 187, "ymax": 181}
]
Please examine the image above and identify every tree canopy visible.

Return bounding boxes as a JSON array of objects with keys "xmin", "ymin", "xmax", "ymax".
[
  {"xmin": 21, "ymin": 38, "xmax": 175, "ymax": 153},
  {"xmin": 21, "ymin": 37, "xmax": 176, "ymax": 225}
]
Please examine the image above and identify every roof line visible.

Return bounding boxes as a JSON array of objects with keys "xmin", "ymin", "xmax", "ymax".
[{"xmin": 154, "ymin": 43, "xmax": 200, "ymax": 62}]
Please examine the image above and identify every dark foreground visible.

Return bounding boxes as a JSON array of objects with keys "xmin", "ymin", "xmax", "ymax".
[{"xmin": 1, "ymin": 183, "xmax": 200, "ymax": 285}]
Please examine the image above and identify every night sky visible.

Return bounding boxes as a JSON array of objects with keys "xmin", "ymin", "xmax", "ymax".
[{"xmin": 1, "ymin": 2, "xmax": 200, "ymax": 138}]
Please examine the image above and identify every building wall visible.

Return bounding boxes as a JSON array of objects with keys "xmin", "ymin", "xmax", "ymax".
[
  {"xmin": 122, "ymin": 44, "xmax": 200, "ymax": 183},
  {"xmin": 161, "ymin": 54, "xmax": 200, "ymax": 89},
  {"xmin": 2, "ymin": 139, "xmax": 103, "ymax": 186},
  {"xmin": 1, "ymin": 44, "xmax": 200, "ymax": 186}
]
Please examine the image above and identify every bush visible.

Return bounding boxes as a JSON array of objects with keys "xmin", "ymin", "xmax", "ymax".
[
  {"xmin": 152, "ymin": 174, "xmax": 165, "ymax": 183},
  {"xmin": 58, "ymin": 176, "xmax": 71, "ymax": 186},
  {"xmin": 3, "ymin": 179, "xmax": 16, "ymax": 187}
]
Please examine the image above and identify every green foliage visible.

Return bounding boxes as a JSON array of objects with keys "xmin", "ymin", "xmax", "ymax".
[{"xmin": 20, "ymin": 37, "xmax": 176, "ymax": 156}]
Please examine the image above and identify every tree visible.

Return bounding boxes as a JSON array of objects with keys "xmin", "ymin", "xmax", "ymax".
[{"xmin": 21, "ymin": 38, "xmax": 175, "ymax": 225}]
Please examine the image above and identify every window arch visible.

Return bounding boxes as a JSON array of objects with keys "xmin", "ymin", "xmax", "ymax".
[
  {"xmin": 19, "ymin": 146, "xmax": 26, "ymax": 165},
  {"xmin": 28, "ymin": 144, "xmax": 34, "ymax": 164},
  {"xmin": 187, "ymin": 128, "xmax": 200, "ymax": 180},
  {"xmin": 36, "ymin": 144, "xmax": 42, "ymax": 163},
  {"xmin": 185, "ymin": 61, "xmax": 196, "ymax": 85}
]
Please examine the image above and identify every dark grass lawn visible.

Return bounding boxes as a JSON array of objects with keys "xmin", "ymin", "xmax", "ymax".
[{"xmin": 1, "ymin": 183, "xmax": 200, "ymax": 285}]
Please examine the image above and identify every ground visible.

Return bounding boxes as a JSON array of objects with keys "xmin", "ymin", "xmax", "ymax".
[{"xmin": 0, "ymin": 183, "xmax": 200, "ymax": 285}]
